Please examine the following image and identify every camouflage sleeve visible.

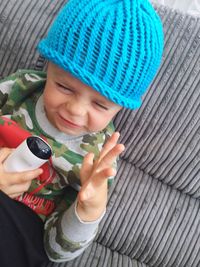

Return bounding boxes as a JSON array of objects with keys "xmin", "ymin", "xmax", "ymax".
[
  {"xmin": 0, "ymin": 72, "xmax": 17, "ymax": 110},
  {"xmin": 0, "ymin": 70, "xmax": 46, "ymax": 114},
  {"xmin": 44, "ymin": 124, "xmax": 117, "ymax": 262},
  {"xmin": 44, "ymin": 197, "xmax": 105, "ymax": 262}
]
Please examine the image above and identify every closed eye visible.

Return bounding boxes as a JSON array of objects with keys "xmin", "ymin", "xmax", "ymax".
[
  {"xmin": 94, "ymin": 102, "xmax": 109, "ymax": 110},
  {"xmin": 56, "ymin": 83, "xmax": 73, "ymax": 93}
]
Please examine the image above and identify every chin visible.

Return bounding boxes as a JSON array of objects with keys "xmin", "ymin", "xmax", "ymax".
[{"xmin": 58, "ymin": 126, "xmax": 88, "ymax": 136}]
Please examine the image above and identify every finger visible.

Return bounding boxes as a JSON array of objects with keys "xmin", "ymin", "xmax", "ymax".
[
  {"xmin": 80, "ymin": 153, "xmax": 94, "ymax": 183},
  {"xmin": 99, "ymin": 132, "xmax": 120, "ymax": 160},
  {"xmin": 6, "ymin": 168, "xmax": 43, "ymax": 185},
  {"xmin": 0, "ymin": 147, "xmax": 12, "ymax": 162},
  {"xmin": 88, "ymin": 166, "xmax": 116, "ymax": 189},
  {"xmin": 9, "ymin": 193, "xmax": 21, "ymax": 199},
  {"xmin": 79, "ymin": 167, "xmax": 116, "ymax": 201},
  {"xmin": 97, "ymin": 143, "xmax": 125, "ymax": 171},
  {"xmin": 5, "ymin": 181, "xmax": 32, "ymax": 198},
  {"xmin": 93, "ymin": 167, "xmax": 116, "ymax": 185}
]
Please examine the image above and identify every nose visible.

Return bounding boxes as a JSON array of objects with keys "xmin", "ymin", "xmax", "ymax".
[{"xmin": 65, "ymin": 98, "xmax": 87, "ymax": 117}]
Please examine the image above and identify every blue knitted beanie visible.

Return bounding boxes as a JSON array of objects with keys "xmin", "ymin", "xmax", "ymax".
[{"xmin": 38, "ymin": 0, "xmax": 164, "ymax": 109}]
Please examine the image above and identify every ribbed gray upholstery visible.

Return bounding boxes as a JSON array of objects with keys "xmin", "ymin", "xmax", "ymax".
[
  {"xmin": 0, "ymin": 1, "xmax": 200, "ymax": 267},
  {"xmin": 0, "ymin": 0, "xmax": 67, "ymax": 77},
  {"xmin": 45, "ymin": 242, "xmax": 147, "ymax": 267}
]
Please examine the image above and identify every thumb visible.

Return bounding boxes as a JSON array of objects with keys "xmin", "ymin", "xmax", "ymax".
[{"xmin": 0, "ymin": 148, "xmax": 13, "ymax": 162}]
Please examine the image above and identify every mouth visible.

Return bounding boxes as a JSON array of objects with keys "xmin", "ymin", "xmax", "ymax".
[{"xmin": 57, "ymin": 114, "xmax": 82, "ymax": 129}]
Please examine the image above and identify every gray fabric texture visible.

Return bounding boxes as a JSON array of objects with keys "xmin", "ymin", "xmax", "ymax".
[{"xmin": 0, "ymin": 1, "xmax": 200, "ymax": 267}]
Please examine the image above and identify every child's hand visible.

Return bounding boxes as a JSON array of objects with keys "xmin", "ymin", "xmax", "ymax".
[
  {"xmin": 0, "ymin": 147, "xmax": 43, "ymax": 198},
  {"xmin": 77, "ymin": 132, "xmax": 125, "ymax": 221}
]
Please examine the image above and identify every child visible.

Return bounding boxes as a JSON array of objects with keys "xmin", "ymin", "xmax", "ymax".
[{"xmin": 0, "ymin": 0, "xmax": 163, "ymax": 265}]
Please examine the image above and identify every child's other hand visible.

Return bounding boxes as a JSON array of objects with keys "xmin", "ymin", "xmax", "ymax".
[
  {"xmin": 0, "ymin": 148, "xmax": 43, "ymax": 198},
  {"xmin": 77, "ymin": 132, "xmax": 125, "ymax": 221}
]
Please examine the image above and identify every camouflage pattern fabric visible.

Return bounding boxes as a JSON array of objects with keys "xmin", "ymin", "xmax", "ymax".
[{"xmin": 0, "ymin": 70, "xmax": 116, "ymax": 261}]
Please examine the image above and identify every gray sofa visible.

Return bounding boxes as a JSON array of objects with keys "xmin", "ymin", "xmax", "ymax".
[{"xmin": 1, "ymin": 1, "xmax": 200, "ymax": 267}]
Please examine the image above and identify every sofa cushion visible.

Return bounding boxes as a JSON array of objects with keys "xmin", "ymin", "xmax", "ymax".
[
  {"xmin": 116, "ymin": 5, "xmax": 200, "ymax": 199},
  {"xmin": 47, "ymin": 242, "xmax": 148, "ymax": 267},
  {"xmin": 0, "ymin": 0, "xmax": 67, "ymax": 78}
]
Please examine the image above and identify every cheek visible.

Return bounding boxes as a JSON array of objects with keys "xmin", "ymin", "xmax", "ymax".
[
  {"xmin": 43, "ymin": 93, "xmax": 53, "ymax": 115},
  {"xmin": 88, "ymin": 112, "xmax": 116, "ymax": 131},
  {"xmin": 43, "ymin": 85, "xmax": 60, "ymax": 111}
]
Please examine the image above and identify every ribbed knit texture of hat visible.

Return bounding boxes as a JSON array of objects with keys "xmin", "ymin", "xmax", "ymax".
[{"xmin": 38, "ymin": 0, "xmax": 164, "ymax": 109}]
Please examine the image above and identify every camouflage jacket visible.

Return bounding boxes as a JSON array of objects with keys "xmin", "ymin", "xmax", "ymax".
[{"xmin": 0, "ymin": 70, "xmax": 115, "ymax": 262}]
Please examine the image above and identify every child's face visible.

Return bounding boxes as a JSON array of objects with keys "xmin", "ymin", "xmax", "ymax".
[{"xmin": 43, "ymin": 63, "xmax": 122, "ymax": 136}]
